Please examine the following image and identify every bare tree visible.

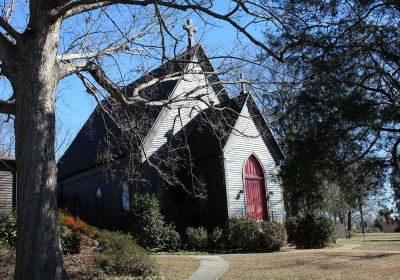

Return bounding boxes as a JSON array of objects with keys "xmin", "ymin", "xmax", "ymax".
[{"xmin": 0, "ymin": 1, "xmax": 292, "ymax": 279}]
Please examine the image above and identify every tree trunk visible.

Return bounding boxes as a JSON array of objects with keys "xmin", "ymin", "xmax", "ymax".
[
  {"xmin": 12, "ymin": 18, "xmax": 67, "ymax": 280},
  {"xmin": 347, "ymin": 210, "xmax": 352, "ymax": 238},
  {"xmin": 359, "ymin": 202, "xmax": 365, "ymax": 234}
]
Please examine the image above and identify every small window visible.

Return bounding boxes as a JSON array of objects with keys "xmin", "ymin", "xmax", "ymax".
[
  {"xmin": 95, "ymin": 187, "xmax": 104, "ymax": 224},
  {"xmin": 96, "ymin": 187, "xmax": 102, "ymax": 199},
  {"xmin": 122, "ymin": 181, "xmax": 130, "ymax": 211}
]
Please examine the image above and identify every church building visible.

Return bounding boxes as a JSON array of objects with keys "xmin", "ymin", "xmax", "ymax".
[{"xmin": 57, "ymin": 26, "xmax": 285, "ymax": 229}]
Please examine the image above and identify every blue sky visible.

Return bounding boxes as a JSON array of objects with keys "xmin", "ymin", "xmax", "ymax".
[
  {"xmin": 54, "ymin": 4, "xmax": 266, "ymax": 158},
  {"xmin": 0, "ymin": 2, "xmax": 268, "ymax": 158}
]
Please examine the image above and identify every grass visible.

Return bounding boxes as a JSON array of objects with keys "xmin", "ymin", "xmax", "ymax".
[
  {"xmin": 222, "ymin": 251, "xmax": 400, "ymax": 280},
  {"xmin": 155, "ymin": 255, "xmax": 200, "ymax": 280},
  {"xmin": 338, "ymin": 233, "xmax": 400, "ymax": 251},
  {"xmin": 221, "ymin": 233, "xmax": 400, "ymax": 280},
  {"xmin": 1, "ymin": 233, "xmax": 400, "ymax": 279}
]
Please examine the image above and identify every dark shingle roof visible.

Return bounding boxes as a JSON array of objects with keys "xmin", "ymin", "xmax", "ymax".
[
  {"xmin": 183, "ymin": 93, "xmax": 284, "ymax": 161},
  {"xmin": 57, "ymin": 45, "xmax": 229, "ymax": 180}
]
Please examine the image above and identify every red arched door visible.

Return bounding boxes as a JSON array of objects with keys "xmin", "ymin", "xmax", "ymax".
[{"xmin": 244, "ymin": 155, "xmax": 268, "ymax": 221}]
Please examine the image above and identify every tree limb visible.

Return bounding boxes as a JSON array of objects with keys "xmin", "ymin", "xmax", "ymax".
[
  {"xmin": 53, "ymin": 0, "xmax": 282, "ymax": 62},
  {"xmin": 0, "ymin": 33, "xmax": 15, "ymax": 64},
  {"xmin": 0, "ymin": 99, "xmax": 15, "ymax": 115},
  {"xmin": 57, "ymin": 46, "xmax": 142, "ymax": 61},
  {"xmin": 0, "ymin": 16, "xmax": 21, "ymax": 41}
]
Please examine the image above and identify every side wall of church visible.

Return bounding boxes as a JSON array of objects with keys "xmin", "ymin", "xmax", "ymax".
[
  {"xmin": 223, "ymin": 100, "xmax": 285, "ymax": 222},
  {"xmin": 59, "ymin": 166, "xmax": 125, "ymax": 228}
]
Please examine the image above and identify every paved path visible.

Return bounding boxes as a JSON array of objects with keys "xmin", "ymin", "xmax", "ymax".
[{"xmin": 187, "ymin": 255, "xmax": 229, "ymax": 280}]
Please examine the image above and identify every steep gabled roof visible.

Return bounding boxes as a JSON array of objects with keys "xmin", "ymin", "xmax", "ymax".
[
  {"xmin": 57, "ymin": 44, "xmax": 229, "ymax": 180},
  {"xmin": 184, "ymin": 93, "xmax": 284, "ymax": 162}
]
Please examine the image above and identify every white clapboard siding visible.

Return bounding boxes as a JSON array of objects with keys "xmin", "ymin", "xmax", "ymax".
[
  {"xmin": 223, "ymin": 101, "xmax": 285, "ymax": 223},
  {"xmin": 0, "ymin": 170, "xmax": 13, "ymax": 213},
  {"xmin": 142, "ymin": 57, "xmax": 220, "ymax": 161}
]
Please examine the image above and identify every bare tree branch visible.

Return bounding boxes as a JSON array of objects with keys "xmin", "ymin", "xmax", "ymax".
[
  {"xmin": 0, "ymin": 16, "xmax": 21, "ymax": 40},
  {"xmin": 53, "ymin": 0, "xmax": 282, "ymax": 62},
  {"xmin": 0, "ymin": 98, "xmax": 15, "ymax": 115},
  {"xmin": 0, "ymin": 32, "xmax": 14, "ymax": 63},
  {"xmin": 57, "ymin": 45, "xmax": 138, "ymax": 61}
]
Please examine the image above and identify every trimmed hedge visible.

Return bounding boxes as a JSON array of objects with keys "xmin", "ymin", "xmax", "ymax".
[
  {"xmin": 286, "ymin": 213, "xmax": 335, "ymax": 248},
  {"xmin": 227, "ymin": 217, "xmax": 260, "ymax": 251},
  {"xmin": 259, "ymin": 221, "xmax": 287, "ymax": 252}
]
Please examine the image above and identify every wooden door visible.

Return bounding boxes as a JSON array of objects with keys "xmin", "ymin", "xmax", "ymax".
[{"xmin": 244, "ymin": 155, "xmax": 268, "ymax": 221}]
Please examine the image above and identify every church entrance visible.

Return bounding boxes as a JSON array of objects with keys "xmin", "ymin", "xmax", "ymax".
[{"xmin": 244, "ymin": 155, "xmax": 268, "ymax": 221}]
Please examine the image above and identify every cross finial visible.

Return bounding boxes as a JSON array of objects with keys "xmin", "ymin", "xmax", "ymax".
[
  {"xmin": 240, "ymin": 73, "xmax": 248, "ymax": 95},
  {"xmin": 183, "ymin": 19, "xmax": 197, "ymax": 49}
]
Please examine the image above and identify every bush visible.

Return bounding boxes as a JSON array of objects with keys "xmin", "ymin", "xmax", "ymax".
[
  {"xmin": 285, "ymin": 215, "xmax": 302, "ymax": 243},
  {"xmin": 259, "ymin": 221, "xmax": 287, "ymax": 252},
  {"xmin": 208, "ymin": 227, "xmax": 224, "ymax": 249},
  {"xmin": 95, "ymin": 230, "xmax": 158, "ymax": 277},
  {"xmin": 185, "ymin": 226, "xmax": 208, "ymax": 250},
  {"xmin": 124, "ymin": 194, "xmax": 180, "ymax": 252},
  {"xmin": 373, "ymin": 218, "xmax": 382, "ymax": 231},
  {"xmin": 59, "ymin": 224, "xmax": 80, "ymax": 254},
  {"xmin": 286, "ymin": 213, "xmax": 335, "ymax": 248},
  {"xmin": 58, "ymin": 211, "xmax": 97, "ymax": 253},
  {"xmin": 164, "ymin": 224, "xmax": 181, "ymax": 252},
  {"xmin": 227, "ymin": 217, "xmax": 260, "ymax": 251},
  {"xmin": 59, "ymin": 211, "xmax": 96, "ymax": 238},
  {"xmin": 0, "ymin": 211, "xmax": 17, "ymax": 247}
]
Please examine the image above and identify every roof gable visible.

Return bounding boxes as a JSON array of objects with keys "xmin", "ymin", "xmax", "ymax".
[{"xmin": 58, "ymin": 44, "xmax": 229, "ymax": 180}]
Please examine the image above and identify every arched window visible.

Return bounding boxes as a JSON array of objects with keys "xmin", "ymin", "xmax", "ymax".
[
  {"xmin": 121, "ymin": 181, "xmax": 130, "ymax": 211},
  {"xmin": 244, "ymin": 155, "xmax": 268, "ymax": 221},
  {"xmin": 95, "ymin": 187, "xmax": 104, "ymax": 224},
  {"xmin": 96, "ymin": 187, "xmax": 102, "ymax": 199}
]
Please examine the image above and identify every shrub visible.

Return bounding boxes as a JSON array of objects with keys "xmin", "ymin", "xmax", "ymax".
[
  {"xmin": 208, "ymin": 227, "xmax": 224, "ymax": 249},
  {"xmin": 59, "ymin": 224, "xmax": 80, "ymax": 254},
  {"xmin": 58, "ymin": 211, "xmax": 97, "ymax": 253},
  {"xmin": 185, "ymin": 226, "xmax": 208, "ymax": 250},
  {"xmin": 373, "ymin": 218, "xmax": 382, "ymax": 231},
  {"xmin": 59, "ymin": 211, "xmax": 96, "ymax": 238},
  {"xmin": 286, "ymin": 213, "xmax": 335, "ymax": 248},
  {"xmin": 124, "ymin": 194, "xmax": 180, "ymax": 252},
  {"xmin": 285, "ymin": 215, "xmax": 302, "ymax": 243},
  {"xmin": 164, "ymin": 224, "xmax": 181, "ymax": 252},
  {"xmin": 0, "ymin": 211, "xmax": 17, "ymax": 247},
  {"xmin": 259, "ymin": 221, "xmax": 287, "ymax": 252},
  {"xmin": 95, "ymin": 230, "xmax": 158, "ymax": 277},
  {"xmin": 227, "ymin": 217, "xmax": 260, "ymax": 251}
]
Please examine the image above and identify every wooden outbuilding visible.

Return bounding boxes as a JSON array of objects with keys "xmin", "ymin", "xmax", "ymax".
[{"xmin": 0, "ymin": 157, "xmax": 16, "ymax": 214}]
